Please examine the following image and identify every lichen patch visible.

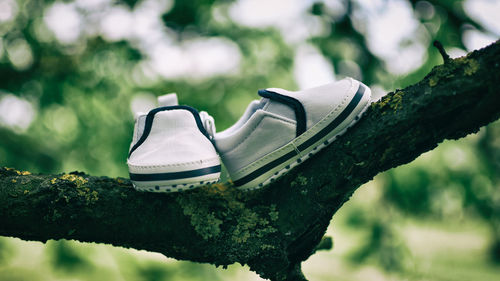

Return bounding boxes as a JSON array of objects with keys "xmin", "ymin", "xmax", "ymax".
[
  {"xmin": 231, "ymin": 208, "xmax": 277, "ymax": 243},
  {"xmin": 429, "ymin": 77, "xmax": 439, "ymax": 87},
  {"xmin": 372, "ymin": 91, "xmax": 404, "ymax": 112},
  {"xmin": 50, "ymin": 174, "xmax": 98, "ymax": 205},
  {"xmin": 76, "ymin": 188, "xmax": 99, "ymax": 204},
  {"xmin": 390, "ymin": 91, "xmax": 404, "ymax": 110},
  {"xmin": 176, "ymin": 195, "xmax": 223, "ymax": 240},
  {"xmin": 464, "ymin": 59, "xmax": 479, "ymax": 76},
  {"xmin": 59, "ymin": 174, "xmax": 88, "ymax": 188}
]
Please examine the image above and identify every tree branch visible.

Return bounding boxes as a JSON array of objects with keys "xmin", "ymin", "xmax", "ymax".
[{"xmin": 1, "ymin": 41, "xmax": 500, "ymax": 281}]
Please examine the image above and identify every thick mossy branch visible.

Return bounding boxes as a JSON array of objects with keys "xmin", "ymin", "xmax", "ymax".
[{"xmin": 1, "ymin": 41, "xmax": 500, "ymax": 281}]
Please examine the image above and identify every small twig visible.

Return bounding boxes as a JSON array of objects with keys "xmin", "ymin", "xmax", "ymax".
[
  {"xmin": 313, "ymin": 236, "xmax": 333, "ymax": 252},
  {"xmin": 433, "ymin": 40, "xmax": 450, "ymax": 63}
]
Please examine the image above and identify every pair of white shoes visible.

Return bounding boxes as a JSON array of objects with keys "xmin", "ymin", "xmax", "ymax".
[{"xmin": 127, "ymin": 78, "xmax": 372, "ymax": 192}]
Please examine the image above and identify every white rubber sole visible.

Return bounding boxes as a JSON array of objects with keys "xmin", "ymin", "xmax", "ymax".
[
  {"xmin": 131, "ymin": 173, "xmax": 220, "ymax": 193},
  {"xmin": 232, "ymin": 85, "xmax": 372, "ymax": 190},
  {"xmin": 129, "ymin": 165, "xmax": 221, "ymax": 193}
]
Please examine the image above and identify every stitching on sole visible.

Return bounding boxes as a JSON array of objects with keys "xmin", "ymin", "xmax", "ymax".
[
  {"xmin": 132, "ymin": 176, "xmax": 221, "ymax": 193},
  {"xmin": 128, "ymin": 157, "xmax": 220, "ymax": 169}
]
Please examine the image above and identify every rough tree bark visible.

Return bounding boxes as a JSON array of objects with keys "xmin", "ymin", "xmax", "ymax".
[{"xmin": 1, "ymin": 41, "xmax": 500, "ymax": 281}]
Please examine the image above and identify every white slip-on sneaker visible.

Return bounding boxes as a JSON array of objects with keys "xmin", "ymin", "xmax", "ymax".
[
  {"xmin": 214, "ymin": 78, "xmax": 372, "ymax": 190},
  {"xmin": 128, "ymin": 94, "xmax": 220, "ymax": 192}
]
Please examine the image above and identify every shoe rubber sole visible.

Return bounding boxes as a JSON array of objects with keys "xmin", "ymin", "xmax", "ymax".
[
  {"xmin": 129, "ymin": 165, "xmax": 221, "ymax": 193},
  {"xmin": 232, "ymin": 84, "xmax": 372, "ymax": 190}
]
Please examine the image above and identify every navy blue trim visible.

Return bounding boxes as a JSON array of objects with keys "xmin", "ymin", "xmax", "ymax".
[
  {"xmin": 258, "ymin": 89, "xmax": 307, "ymax": 137},
  {"xmin": 233, "ymin": 85, "xmax": 365, "ymax": 187},
  {"xmin": 233, "ymin": 150, "xmax": 297, "ymax": 187},
  {"xmin": 130, "ymin": 165, "xmax": 221, "ymax": 181},
  {"xmin": 128, "ymin": 105, "xmax": 210, "ymax": 158},
  {"xmin": 297, "ymin": 85, "xmax": 364, "ymax": 151}
]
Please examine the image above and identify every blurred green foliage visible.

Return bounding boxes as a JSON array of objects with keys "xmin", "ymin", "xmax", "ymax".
[
  {"xmin": 49, "ymin": 240, "xmax": 91, "ymax": 272},
  {"xmin": 0, "ymin": 0, "xmax": 499, "ymax": 280}
]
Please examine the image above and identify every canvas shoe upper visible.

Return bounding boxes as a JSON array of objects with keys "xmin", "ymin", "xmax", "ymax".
[
  {"xmin": 128, "ymin": 93, "xmax": 220, "ymax": 192},
  {"xmin": 214, "ymin": 77, "xmax": 372, "ymax": 190}
]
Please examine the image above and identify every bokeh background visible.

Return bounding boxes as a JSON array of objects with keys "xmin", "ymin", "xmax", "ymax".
[{"xmin": 1, "ymin": 0, "xmax": 500, "ymax": 280}]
